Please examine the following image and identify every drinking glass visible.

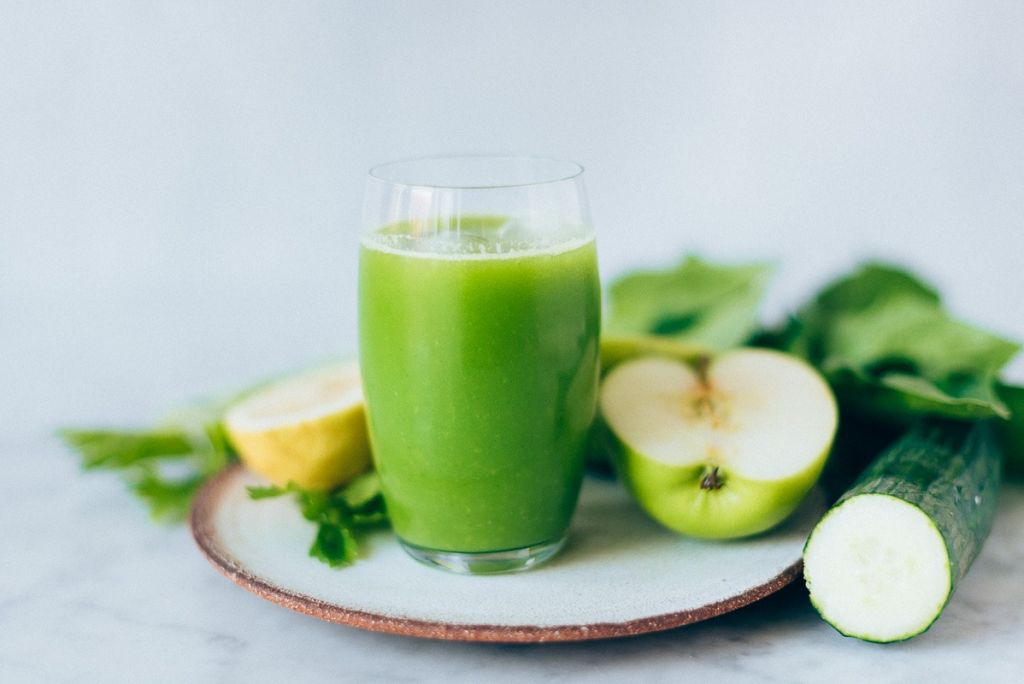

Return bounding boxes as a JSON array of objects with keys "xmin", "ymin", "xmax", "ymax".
[{"xmin": 358, "ymin": 156, "xmax": 600, "ymax": 574}]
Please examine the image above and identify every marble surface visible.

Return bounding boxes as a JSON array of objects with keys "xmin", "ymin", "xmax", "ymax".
[
  {"xmin": 4, "ymin": 2, "xmax": 1024, "ymax": 681},
  {"xmin": 2, "ymin": 431, "xmax": 1022, "ymax": 683}
]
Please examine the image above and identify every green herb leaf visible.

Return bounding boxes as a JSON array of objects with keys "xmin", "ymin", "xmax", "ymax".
[
  {"xmin": 787, "ymin": 263, "xmax": 1020, "ymax": 420},
  {"xmin": 132, "ymin": 471, "xmax": 206, "ymax": 523},
  {"xmin": 245, "ymin": 484, "xmax": 287, "ymax": 499},
  {"xmin": 310, "ymin": 524, "xmax": 359, "ymax": 567},
  {"xmin": 606, "ymin": 256, "xmax": 774, "ymax": 350},
  {"xmin": 60, "ymin": 401, "xmax": 237, "ymax": 523},
  {"xmin": 341, "ymin": 471, "xmax": 382, "ymax": 509},
  {"xmin": 57, "ymin": 430, "xmax": 195, "ymax": 469},
  {"xmin": 247, "ymin": 474, "xmax": 388, "ymax": 568}
]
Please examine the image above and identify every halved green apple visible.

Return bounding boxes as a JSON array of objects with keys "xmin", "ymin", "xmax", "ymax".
[
  {"xmin": 599, "ymin": 348, "xmax": 837, "ymax": 539},
  {"xmin": 588, "ymin": 334, "xmax": 713, "ymax": 474}
]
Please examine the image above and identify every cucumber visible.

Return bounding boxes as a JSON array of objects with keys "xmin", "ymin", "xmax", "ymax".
[{"xmin": 803, "ymin": 420, "xmax": 1001, "ymax": 643}]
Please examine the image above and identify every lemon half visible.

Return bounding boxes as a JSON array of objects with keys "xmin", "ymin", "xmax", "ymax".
[{"xmin": 223, "ymin": 361, "xmax": 371, "ymax": 490}]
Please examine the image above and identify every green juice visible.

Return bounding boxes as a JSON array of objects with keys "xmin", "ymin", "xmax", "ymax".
[{"xmin": 358, "ymin": 218, "xmax": 600, "ymax": 553}]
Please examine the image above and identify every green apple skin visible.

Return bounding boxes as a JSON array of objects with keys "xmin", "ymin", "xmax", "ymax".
[
  {"xmin": 612, "ymin": 437, "xmax": 830, "ymax": 539},
  {"xmin": 599, "ymin": 335, "xmax": 709, "ymax": 376}
]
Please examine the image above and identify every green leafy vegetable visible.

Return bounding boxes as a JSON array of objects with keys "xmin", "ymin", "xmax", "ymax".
[
  {"xmin": 131, "ymin": 472, "xmax": 208, "ymax": 522},
  {"xmin": 997, "ymin": 383, "xmax": 1024, "ymax": 479},
  {"xmin": 783, "ymin": 263, "xmax": 1020, "ymax": 420},
  {"xmin": 60, "ymin": 403, "xmax": 235, "ymax": 523},
  {"xmin": 61, "ymin": 430, "xmax": 195, "ymax": 470},
  {"xmin": 247, "ymin": 471, "xmax": 388, "ymax": 567},
  {"xmin": 605, "ymin": 256, "xmax": 774, "ymax": 350}
]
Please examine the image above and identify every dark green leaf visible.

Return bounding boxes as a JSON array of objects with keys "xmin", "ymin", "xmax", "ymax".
[
  {"xmin": 830, "ymin": 369, "xmax": 1011, "ymax": 422},
  {"xmin": 293, "ymin": 488, "xmax": 329, "ymax": 522},
  {"xmin": 786, "ymin": 263, "xmax": 939, "ymax": 361},
  {"xmin": 808, "ymin": 263, "xmax": 939, "ymax": 316},
  {"xmin": 310, "ymin": 523, "xmax": 359, "ymax": 567},
  {"xmin": 820, "ymin": 294, "xmax": 1018, "ymax": 384},
  {"xmin": 606, "ymin": 256, "xmax": 774, "ymax": 350},
  {"xmin": 787, "ymin": 263, "xmax": 1020, "ymax": 420},
  {"xmin": 997, "ymin": 383, "xmax": 1024, "ymax": 479}
]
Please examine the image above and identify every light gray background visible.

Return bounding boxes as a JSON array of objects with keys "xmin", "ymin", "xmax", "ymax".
[{"xmin": 2, "ymin": 2, "xmax": 1023, "ymax": 682}]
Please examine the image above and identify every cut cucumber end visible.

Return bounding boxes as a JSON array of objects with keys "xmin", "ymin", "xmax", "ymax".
[{"xmin": 803, "ymin": 494, "xmax": 952, "ymax": 643}]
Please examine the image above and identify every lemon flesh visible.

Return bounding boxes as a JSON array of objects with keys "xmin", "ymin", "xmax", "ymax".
[{"xmin": 224, "ymin": 361, "xmax": 371, "ymax": 490}]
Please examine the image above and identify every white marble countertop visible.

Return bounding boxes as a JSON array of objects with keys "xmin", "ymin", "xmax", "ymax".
[
  {"xmin": 4, "ymin": 431, "xmax": 1022, "ymax": 683},
  {"xmin": 5, "ymin": 260, "xmax": 1021, "ymax": 682},
  {"xmin": 5, "ymin": 2, "xmax": 1024, "ymax": 681}
]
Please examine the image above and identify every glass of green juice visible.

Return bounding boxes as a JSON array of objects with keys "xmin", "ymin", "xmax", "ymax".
[{"xmin": 358, "ymin": 156, "xmax": 601, "ymax": 574}]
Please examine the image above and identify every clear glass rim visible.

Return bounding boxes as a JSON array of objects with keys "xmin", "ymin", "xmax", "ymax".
[{"xmin": 368, "ymin": 155, "xmax": 584, "ymax": 190}]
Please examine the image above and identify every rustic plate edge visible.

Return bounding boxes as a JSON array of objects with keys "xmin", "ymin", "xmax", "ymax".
[{"xmin": 190, "ymin": 463, "xmax": 805, "ymax": 644}]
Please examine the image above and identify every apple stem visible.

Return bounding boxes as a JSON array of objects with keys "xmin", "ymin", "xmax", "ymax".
[
  {"xmin": 693, "ymin": 355, "xmax": 717, "ymax": 419},
  {"xmin": 700, "ymin": 466, "xmax": 724, "ymax": 490},
  {"xmin": 695, "ymin": 355, "xmax": 711, "ymax": 387}
]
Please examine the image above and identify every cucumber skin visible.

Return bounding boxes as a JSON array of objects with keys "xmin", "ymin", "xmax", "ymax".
[{"xmin": 811, "ymin": 420, "xmax": 1002, "ymax": 642}]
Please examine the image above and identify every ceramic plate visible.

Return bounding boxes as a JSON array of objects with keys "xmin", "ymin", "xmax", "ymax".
[{"xmin": 191, "ymin": 464, "xmax": 824, "ymax": 643}]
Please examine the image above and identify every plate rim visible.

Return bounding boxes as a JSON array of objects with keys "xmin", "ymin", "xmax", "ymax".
[{"xmin": 190, "ymin": 463, "xmax": 805, "ymax": 643}]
